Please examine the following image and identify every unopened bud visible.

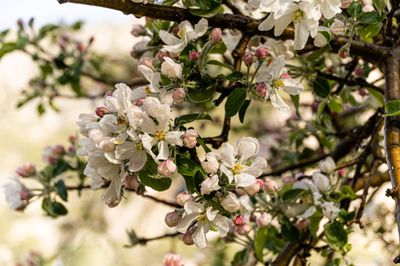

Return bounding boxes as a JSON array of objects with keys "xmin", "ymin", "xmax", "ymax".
[
  {"xmin": 201, "ymin": 153, "xmax": 219, "ymax": 174},
  {"xmin": 163, "ymin": 253, "xmax": 183, "ymax": 266},
  {"xmin": 165, "ymin": 211, "xmax": 182, "ymax": 227},
  {"xmin": 210, "ymin": 28, "xmax": 222, "ymax": 44},
  {"xmin": 140, "ymin": 57, "xmax": 154, "ymax": 69},
  {"xmin": 244, "ymin": 182, "xmax": 261, "ymax": 195},
  {"xmin": 172, "ymin": 88, "xmax": 186, "ymax": 104},
  {"xmin": 131, "ymin": 24, "xmax": 144, "ymax": 37},
  {"xmin": 176, "ymin": 192, "xmax": 192, "ymax": 206},
  {"xmin": 17, "ymin": 19, "xmax": 24, "ymax": 29},
  {"xmin": 123, "ymin": 175, "xmax": 140, "ymax": 191},
  {"xmin": 158, "ymin": 50, "xmax": 169, "ymax": 61},
  {"xmin": 256, "ymin": 83, "xmax": 267, "ymax": 98},
  {"xmin": 95, "ymin": 107, "xmax": 109, "ymax": 118},
  {"xmin": 183, "ymin": 129, "xmax": 198, "ymax": 148},
  {"xmin": 338, "ymin": 46, "xmax": 349, "ymax": 59},
  {"xmin": 76, "ymin": 42, "xmax": 85, "ymax": 53},
  {"xmin": 236, "ymin": 224, "xmax": 251, "ymax": 235},
  {"xmin": 188, "ymin": 51, "xmax": 201, "ymax": 61},
  {"xmin": 242, "ymin": 52, "xmax": 254, "ymax": 66},
  {"xmin": 265, "ymin": 179, "xmax": 278, "ymax": 193},
  {"xmin": 255, "ymin": 47, "xmax": 269, "ymax": 59},
  {"xmin": 19, "ymin": 190, "xmax": 31, "ymax": 201},
  {"xmin": 16, "ymin": 163, "xmax": 36, "ymax": 177},
  {"xmin": 256, "ymin": 212, "xmax": 272, "ymax": 227},
  {"xmin": 182, "ymin": 230, "xmax": 194, "ymax": 245},
  {"xmin": 296, "ymin": 218, "xmax": 310, "ymax": 231},
  {"xmin": 157, "ymin": 159, "xmax": 177, "ymax": 177},
  {"xmin": 233, "ymin": 215, "xmax": 245, "ymax": 226}
]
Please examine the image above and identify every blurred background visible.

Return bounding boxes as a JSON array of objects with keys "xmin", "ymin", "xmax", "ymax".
[{"xmin": 0, "ymin": 0, "xmax": 397, "ymax": 265}]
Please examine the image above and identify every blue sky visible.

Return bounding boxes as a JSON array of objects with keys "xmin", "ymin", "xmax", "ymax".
[{"xmin": 0, "ymin": 0, "xmax": 132, "ymax": 29}]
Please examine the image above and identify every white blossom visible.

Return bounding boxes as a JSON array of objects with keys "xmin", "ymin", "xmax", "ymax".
[
  {"xmin": 159, "ymin": 18, "xmax": 208, "ymax": 53},
  {"xmin": 161, "ymin": 57, "xmax": 183, "ymax": 79},
  {"xmin": 200, "ymin": 175, "xmax": 221, "ymax": 195},
  {"xmin": 221, "ymin": 192, "xmax": 241, "ymax": 213},
  {"xmin": 176, "ymin": 201, "xmax": 229, "ymax": 248}
]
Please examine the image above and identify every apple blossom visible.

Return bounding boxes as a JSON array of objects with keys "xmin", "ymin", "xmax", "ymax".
[
  {"xmin": 157, "ymin": 159, "xmax": 177, "ymax": 177},
  {"xmin": 161, "ymin": 57, "xmax": 182, "ymax": 79},
  {"xmin": 16, "ymin": 163, "xmax": 36, "ymax": 177},
  {"xmin": 200, "ymin": 174, "xmax": 221, "ymax": 195},
  {"xmin": 182, "ymin": 129, "xmax": 198, "ymax": 148},
  {"xmin": 201, "ymin": 152, "xmax": 220, "ymax": 174},
  {"xmin": 221, "ymin": 192, "xmax": 241, "ymax": 213},
  {"xmin": 172, "ymin": 88, "xmax": 186, "ymax": 104},
  {"xmin": 163, "ymin": 253, "xmax": 183, "ymax": 266},
  {"xmin": 210, "ymin": 28, "xmax": 222, "ymax": 44}
]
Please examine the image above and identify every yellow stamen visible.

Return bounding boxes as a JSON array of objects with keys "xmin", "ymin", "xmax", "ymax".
[
  {"xmin": 117, "ymin": 116, "xmax": 127, "ymax": 125},
  {"xmin": 274, "ymin": 79, "xmax": 285, "ymax": 88},
  {"xmin": 177, "ymin": 29, "xmax": 186, "ymax": 39},
  {"xmin": 154, "ymin": 131, "xmax": 166, "ymax": 141},
  {"xmin": 292, "ymin": 9, "xmax": 304, "ymax": 23},
  {"xmin": 135, "ymin": 142, "xmax": 143, "ymax": 150},
  {"xmin": 145, "ymin": 86, "xmax": 152, "ymax": 96},
  {"xmin": 232, "ymin": 163, "xmax": 243, "ymax": 174}
]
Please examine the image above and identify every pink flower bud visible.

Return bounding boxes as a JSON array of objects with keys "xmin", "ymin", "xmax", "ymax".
[
  {"xmin": 131, "ymin": 24, "xmax": 144, "ymax": 37},
  {"xmin": 201, "ymin": 153, "xmax": 220, "ymax": 174},
  {"xmin": 244, "ymin": 182, "xmax": 261, "ymax": 195},
  {"xmin": 295, "ymin": 218, "xmax": 310, "ymax": 231},
  {"xmin": 338, "ymin": 47, "xmax": 349, "ymax": 59},
  {"xmin": 256, "ymin": 212, "xmax": 271, "ymax": 227},
  {"xmin": 210, "ymin": 28, "xmax": 222, "ymax": 44},
  {"xmin": 123, "ymin": 175, "xmax": 140, "ymax": 191},
  {"xmin": 255, "ymin": 47, "xmax": 269, "ymax": 59},
  {"xmin": 95, "ymin": 107, "xmax": 108, "ymax": 118},
  {"xmin": 16, "ymin": 163, "xmax": 36, "ymax": 177},
  {"xmin": 182, "ymin": 230, "xmax": 194, "ymax": 245},
  {"xmin": 140, "ymin": 57, "xmax": 154, "ymax": 69},
  {"xmin": 53, "ymin": 145, "xmax": 65, "ymax": 156},
  {"xmin": 236, "ymin": 224, "xmax": 251, "ymax": 235},
  {"xmin": 172, "ymin": 88, "xmax": 186, "ymax": 104},
  {"xmin": 19, "ymin": 190, "xmax": 30, "ymax": 201},
  {"xmin": 256, "ymin": 83, "xmax": 267, "ymax": 98},
  {"xmin": 338, "ymin": 169, "xmax": 346, "ymax": 177},
  {"xmin": 134, "ymin": 98, "xmax": 145, "ymax": 106},
  {"xmin": 354, "ymin": 66, "xmax": 363, "ymax": 77},
  {"xmin": 188, "ymin": 51, "xmax": 201, "ymax": 61},
  {"xmin": 158, "ymin": 50, "xmax": 169, "ymax": 61},
  {"xmin": 233, "ymin": 215, "xmax": 245, "ymax": 226},
  {"xmin": 69, "ymin": 135, "xmax": 77, "ymax": 144},
  {"xmin": 17, "ymin": 19, "xmax": 24, "ymax": 29},
  {"xmin": 265, "ymin": 179, "xmax": 278, "ymax": 193},
  {"xmin": 165, "ymin": 211, "xmax": 182, "ymax": 227},
  {"xmin": 242, "ymin": 52, "xmax": 254, "ymax": 66},
  {"xmin": 76, "ymin": 42, "xmax": 85, "ymax": 53},
  {"xmin": 104, "ymin": 90, "xmax": 114, "ymax": 97},
  {"xmin": 163, "ymin": 253, "xmax": 183, "ymax": 266},
  {"xmin": 341, "ymin": 0, "xmax": 352, "ymax": 8},
  {"xmin": 176, "ymin": 192, "xmax": 192, "ymax": 206},
  {"xmin": 183, "ymin": 129, "xmax": 198, "ymax": 148},
  {"xmin": 67, "ymin": 145, "xmax": 75, "ymax": 155},
  {"xmin": 157, "ymin": 160, "xmax": 177, "ymax": 177},
  {"xmin": 280, "ymin": 73, "xmax": 290, "ymax": 79}
]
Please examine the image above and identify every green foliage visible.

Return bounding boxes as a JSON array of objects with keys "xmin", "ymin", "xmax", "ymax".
[
  {"xmin": 138, "ymin": 158, "xmax": 172, "ymax": 191},
  {"xmin": 175, "ymin": 112, "xmax": 212, "ymax": 126},
  {"xmin": 324, "ymin": 221, "xmax": 348, "ymax": 249},
  {"xmin": 225, "ymin": 87, "xmax": 247, "ymax": 117},
  {"xmin": 313, "ymin": 78, "xmax": 331, "ymax": 98}
]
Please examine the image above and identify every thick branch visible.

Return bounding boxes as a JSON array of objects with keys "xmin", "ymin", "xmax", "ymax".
[
  {"xmin": 57, "ymin": 0, "xmax": 387, "ymax": 61},
  {"xmin": 383, "ymin": 46, "xmax": 400, "ymax": 263}
]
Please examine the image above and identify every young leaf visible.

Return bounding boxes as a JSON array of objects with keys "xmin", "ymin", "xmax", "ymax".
[
  {"xmin": 239, "ymin": 99, "xmax": 251, "ymax": 123},
  {"xmin": 175, "ymin": 113, "xmax": 212, "ymax": 126},
  {"xmin": 254, "ymin": 227, "xmax": 268, "ymax": 262},
  {"xmin": 225, "ymin": 87, "xmax": 246, "ymax": 117},
  {"xmin": 313, "ymin": 78, "xmax": 331, "ymax": 98},
  {"xmin": 55, "ymin": 180, "xmax": 68, "ymax": 201}
]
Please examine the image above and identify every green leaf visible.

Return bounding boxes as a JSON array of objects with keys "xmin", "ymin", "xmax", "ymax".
[
  {"xmin": 42, "ymin": 197, "xmax": 68, "ymax": 217},
  {"xmin": 207, "ymin": 60, "xmax": 234, "ymax": 72},
  {"xmin": 183, "ymin": 0, "xmax": 222, "ymax": 17},
  {"xmin": 209, "ymin": 42, "xmax": 227, "ymax": 54},
  {"xmin": 290, "ymin": 95, "xmax": 300, "ymax": 117},
  {"xmin": 281, "ymin": 219, "xmax": 300, "ymax": 242},
  {"xmin": 324, "ymin": 221, "xmax": 348, "ymax": 248},
  {"xmin": 254, "ymin": 227, "xmax": 268, "ymax": 262},
  {"xmin": 328, "ymin": 97, "xmax": 343, "ymax": 113},
  {"xmin": 373, "ymin": 0, "xmax": 386, "ymax": 13},
  {"xmin": 187, "ymin": 85, "xmax": 215, "ymax": 103},
  {"xmin": 358, "ymin": 11, "xmax": 380, "ymax": 24},
  {"xmin": 309, "ymin": 210, "xmax": 323, "ymax": 237},
  {"xmin": 225, "ymin": 72, "xmax": 243, "ymax": 81},
  {"xmin": 37, "ymin": 103, "xmax": 46, "ymax": 116},
  {"xmin": 55, "ymin": 180, "xmax": 68, "ymax": 201},
  {"xmin": 281, "ymin": 188, "xmax": 305, "ymax": 202},
  {"xmin": 359, "ymin": 22, "xmax": 382, "ymax": 42},
  {"xmin": 313, "ymin": 78, "xmax": 331, "ymax": 98},
  {"xmin": 385, "ymin": 100, "xmax": 400, "ymax": 116},
  {"xmin": 239, "ymin": 99, "xmax": 251, "ymax": 123},
  {"xmin": 177, "ymin": 157, "xmax": 204, "ymax": 193},
  {"xmin": 231, "ymin": 249, "xmax": 248, "ymax": 266},
  {"xmin": 0, "ymin": 42, "xmax": 17, "ymax": 59},
  {"xmin": 138, "ymin": 159, "xmax": 172, "ymax": 191},
  {"xmin": 225, "ymin": 87, "xmax": 246, "ymax": 117},
  {"xmin": 175, "ymin": 113, "xmax": 212, "ymax": 126},
  {"xmin": 347, "ymin": 2, "xmax": 362, "ymax": 17},
  {"xmin": 16, "ymin": 36, "xmax": 28, "ymax": 49},
  {"xmin": 37, "ymin": 24, "xmax": 58, "ymax": 40}
]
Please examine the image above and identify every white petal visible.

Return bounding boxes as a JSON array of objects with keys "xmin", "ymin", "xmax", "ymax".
[
  {"xmin": 213, "ymin": 215, "xmax": 230, "ymax": 237},
  {"xmin": 242, "ymin": 157, "xmax": 268, "ymax": 177},
  {"xmin": 274, "ymin": 14, "xmax": 292, "ymax": 36},
  {"xmin": 258, "ymin": 14, "xmax": 275, "ymax": 31},
  {"xmin": 159, "ymin": 30, "xmax": 182, "ymax": 46},
  {"xmin": 283, "ymin": 79, "xmax": 303, "ymax": 95},
  {"xmin": 294, "ymin": 21, "xmax": 310, "ymax": 50},
  {"xmin": 220, "ymin": 142, "xmax": 236, "ymax": 167},
  {"xmin": 235, "ymin": 173, "xmax": 256, "ymax": 187},
  {"xmin": 156, "ymin": 141, "xmax": 169, "ymax": 161},
  {"xmin": 138, "ymin": 65, "xmax": 154, "ymax": 83},
  {"xmin": 165, "ymin": 131, "xmax": 184, "ymax": 146},
  {"xmin": 269, "ymin": 88, "xmax": 290, "ymax": 112},
  {"xmin": 115, "ymin": 141, "xmax": 135, "ymax": 160},
  {"xmin": 194, "ymin": 18, "xmax": 208, "ymax": 37},
  {"xmin": 176, "ymin": 213, "xmax": 199, "ymax": 233},
  {"xmin": 193, "ymin": 224, "xmax": 208, "ymax": 248},
  {"xmin": 129, "ymin": 150, "xmax": 147, "ymax": 172}
]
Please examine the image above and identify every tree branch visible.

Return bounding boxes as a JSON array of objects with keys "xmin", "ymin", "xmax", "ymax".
[
  {"xmin": 383, "ymin": 46, "xmax": 400, "ymax": 264},
  {"xmin": 57, "ymin": 0, "xmax": 388, "ymax": 61}
]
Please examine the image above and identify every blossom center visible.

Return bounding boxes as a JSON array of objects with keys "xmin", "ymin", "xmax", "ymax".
[
  {"xmin": 292, "ymin": 10, "xmax": 304, "ymax": 23},
  {"xmin": 177, "ymin": 29, "xmax": 186, "ymax": 39},
  {"xmin": 274, "ymin": 79, "xmax": 284, "ymax": 88},
  {"xmin": 232, "ymin": 163, "xmax": 243, "ymax": 174},
  {"xmin": 117, "ymin": 116, "xmax": 127, "ymax": 125},
  {"xmin": 154, "ymin": 131, "xmax": 166, "ymax": 141},
  {"xmin": 145, "ymin": 86, "xmax": 152, "ymax": 96},
  {"xmin": 135, "ymin": 142, "xmax": 143, "ymax": 150}
]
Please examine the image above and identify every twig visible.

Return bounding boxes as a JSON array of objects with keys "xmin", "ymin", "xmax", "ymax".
[{"xmin": 137, "ymin": 232, "xmax": 180, "ymax": 245}]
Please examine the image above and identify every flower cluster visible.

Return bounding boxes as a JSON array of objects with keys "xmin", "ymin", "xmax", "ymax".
[
  {"xmin": 257, "ymin": 0, "xmax": 342, "ymax": 49},
  {"xmin": 77, "ymin": 83, "xmax": 190, "ymax": 207}
]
